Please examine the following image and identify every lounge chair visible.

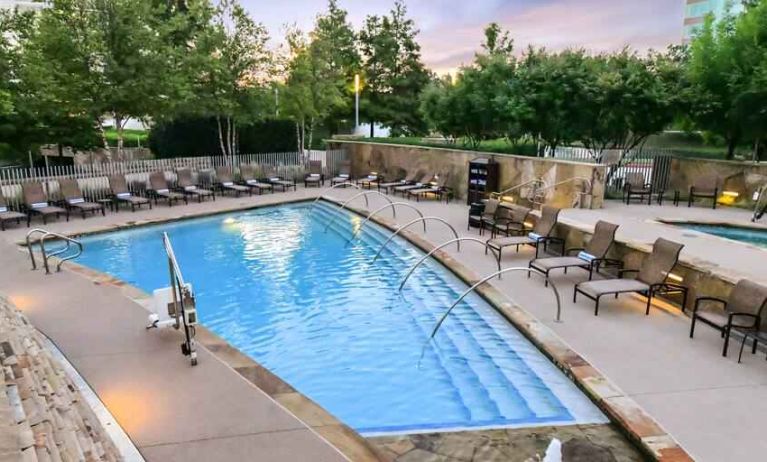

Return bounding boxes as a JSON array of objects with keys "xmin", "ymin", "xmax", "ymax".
[
  {"xmin": 239, "ymin": 165, "xmax": 273, "ymax": 194},
  {"xmin": 623, "ymin": 172, "xmax": 653, "ymax": 205},
  {"xmin": 109, "ymin": 175, "xmax": 152, "ymax": 212},
  {"xmin": 688, "ymin": 174, "xmax": 719, "ymax": 209},
  {"xmin": 0, "ymin": 194, "xmax": 27, "ymax": 230},
  {"xmin": 378, "ymin": 171, "xmax": 420, "ymax": 194},
  {"xmin": 357, "ymin": 171, "xmax": 381, "ymax": 190},
  {"xmin": 148, "ymin": 171, "xmax": 187, "ymax": 206},
  {"xmin": 331, "ymin": 160, "xmax": 352, "ymax": 186},
  {"xmin": 266, "ymin": 168, "xmax": 297, "ymax": 192},
  {"xmin": 176, "ymin": 168, "xmax": 215, "ymax": 202},
  {"xmin": 393, "ymin": 173, "xmax": 433, "ymax": 197},
  {"xmin": 573, "ymin": 238, "xmax": 688, "ymax": 316},
  {"xmin": 58, "ymin": 178, "xmax": 105, "ymax": 219},
  {"xmin": 215, "ymin": 166, "xmax": 250, "ymax": 197},
  {"xmin": 488, "ymin": 203, "xmax": 531, "ymax": 238},
  {"xmin": 22, "ymin": 182, "xmax": 68, "ymax": 226},
  {"xmin": 486, "ymin": 206, "xmax": 563, "ymax": 261},
  {"xmin": 529, "ymin": 221, "xmax": 621, "ymax": 285},
  {"xmin": 690, "ymin": 279, "xmax": 767, "ymax": 357},
  {"xmin": 407, "ymin": 173, "xmax": 452, "ymax": 202},
  {"xmin": 304, "ymin": 160, "xmax": 324, "ymax": 188}
]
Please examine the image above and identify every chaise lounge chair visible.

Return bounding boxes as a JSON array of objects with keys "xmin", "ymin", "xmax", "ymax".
[
  {"xmin": 378, "ymin": 171, "xmax": 420, "ymax": 194},
  {"xmin": 22, "ymin": 182, "xmax": 68, "ymax": 226},
  {"xmin": 486, "ymin": 206, "xmax": 563, "ymax": 261},
  {"xmin": 407, "ymin": 173, "xmax": 452, "ymax": 203},
  {"xmin": 239, "ymin": 165, "xmax": 273, "ymax": 194},
  {"xmin": 529, "ymin": 221, "xmax": 621, "ymax": 285},
  {"xmin": 215, "ymin": 166, "xmax": 251, "ymax": 197},
  {"xmin": 0, "ymin": 195, "xmax": 27, "ymax": 230},
  {"xmin": 176, "ymin": 168, "xmax": 215, "ymax": 202},
  {"xmin": 266, "ymin": 168, "xmax": 297, "ymax": 192},
  {"xmin": 687, "ymin": 174, "xmax": 720, "ymax": 209},
  {"xmin": 357, "ymin": 171, "xmax": 381, "ymax": 190},
  {"xmin": 393, "ymin": 173, "xmax": 433, "ymax": 197},
  {"xmin": 488, "ymin": 203, "xmax": 531, "ymax": 238},
  {"xmin": 330, "ymin": 160, "xmax": 352, "ymax": 186},
  {"xmin": 304, "ymin": 160, "xmax": 324, "ymax": 188},
  {"xmin": 471, "ymin": 198, "xmax": 498, "ymax": 234},
  {"xmin": 109, "ymin": 175, "xmax": 152, "ymax": 212},
  {"xmin": 59, "ymin": 178, "xmax": 105, "ymax": 219},
  {"xmin": 573, "ymin": 238, "xmax": 688, "ymax": 316},
  {"xmin": 690, "ymin": 279, "xmax": 767, "ymax": 357},
  {"xmin": 149, "ymin": 171, "xmax": 188, "ymax": 206}
]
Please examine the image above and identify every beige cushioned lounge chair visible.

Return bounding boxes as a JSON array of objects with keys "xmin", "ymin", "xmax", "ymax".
[
  {"xmin": 59, "ymin": 178, "xmax": 105, "ymax": 219},
  {"xmin": 22, "ymin": 182, "xmax": 68, "ymax": 226},
  {"xmin": 486, "ymin": 206, "xmax": 562, "ymax": 260}
]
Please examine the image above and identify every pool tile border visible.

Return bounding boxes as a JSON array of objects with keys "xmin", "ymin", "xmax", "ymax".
[
  {"xmin": 42, "ymin": 196, "xmax": 692, "ymax": 461},
  {"xmin": 329, "ymin": 198, "xmax": 694, "ymax": 462}
]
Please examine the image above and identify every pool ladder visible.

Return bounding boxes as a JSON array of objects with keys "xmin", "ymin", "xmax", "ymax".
[
  {"xmin": 26, "ymin": 229, "xmax": 84, "ymax": 274},
  {"xmin": 753, "ymin": 184, "xmax": 767, "ymax": 222}
]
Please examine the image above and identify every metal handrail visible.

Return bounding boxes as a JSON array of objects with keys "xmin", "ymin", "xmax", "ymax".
[
  {"xmin": 533, "ymin": 176, "xmax": 593, "ymax": 206},
  {"xmin": 430, "ymin": 267, "xmax": 563, "ymax": 340},
  {"xmin": 491, "ymin": 178, "xmax": 547, "ymax": 199},
  {"xmin": 324, "ymin": 191, "xmax": 394, "ymax": 232},
  {"xmin": 311, "ymin": 183, "xmax": 363, "ymax": 208},
  {"xmin": 26, "ymin": 228, "xmax": 48, "ymax": 270},
  {"xmin": 753, "ymin": 184, "xmax": 767, "ymax": 222},
  {"xmin": 40, "ymin": 232, "xmax": 83, "ymax": 274},
  {"xmin": 349, "ymin": 202, "xmax": 425, "ymax": 243},
  {"xmin": 372, "ymin": 217, "xmax": 460, "ymax": 262},
  {"xmin": 399, "ymin": 238, "xmax": 500, "ymax": 291},
  {"xmin": 162, "ymin": 232, "xmax": 198, "ymax": 366}
]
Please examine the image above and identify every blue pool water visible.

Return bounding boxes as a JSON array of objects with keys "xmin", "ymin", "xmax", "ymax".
[
  {"xmin": 680, "ymin": 223, "xmax": 767, "ymax": 249},
  {"xmin": 76, "ymin": 202, "xmax": 604, "ymax": 434}
]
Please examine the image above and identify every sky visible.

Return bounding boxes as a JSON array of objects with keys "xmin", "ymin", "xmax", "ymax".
[{"xmin": 245, "ymin": 0, "xmax": 686, "ymax": 74}]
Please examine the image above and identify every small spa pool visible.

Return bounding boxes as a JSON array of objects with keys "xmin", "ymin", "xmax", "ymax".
[
  {"xmin": 676, "ymin": 223, "xmax": 767, "ymax": 249},
  {"xmin": 76, "ymin": 201, "xmax": 604, "ymax": 434}
]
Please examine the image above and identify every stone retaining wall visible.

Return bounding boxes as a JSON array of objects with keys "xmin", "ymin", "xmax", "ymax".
[
  {"xmin": 329, "ymin": 141, "xmax": 606, "ymax": 209},
  {"xmin": 669, "ymin": 157, "xmax": 767, "ymax": 207},
  {"xmin": 0, "ymin": 296, "xmax": 121, "ymax": 461}
]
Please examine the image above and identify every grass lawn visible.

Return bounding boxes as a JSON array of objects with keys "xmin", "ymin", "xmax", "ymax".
[
  {"xmin": 103, "ymin": 128, "xmax": 148, "ymax": 148},
  {"xmin": 372, "ymin": 137, "xmax": 539, "ymax": 156}
]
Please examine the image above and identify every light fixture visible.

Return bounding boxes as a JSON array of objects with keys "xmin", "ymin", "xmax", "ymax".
[
  {"xmin": 501, "ymin": 196, "xmax": 515, "ymax": 202},
  {"xmin": 722, "ymin": 191, "xmax": 739, "ymax": 198},
  {"xmin": 523, "ymin": 221, "xmax": 533, "ymax": 228},
  {"xmin": 667, "ymin": 272, "xmax": 684, "ymax": 283}
]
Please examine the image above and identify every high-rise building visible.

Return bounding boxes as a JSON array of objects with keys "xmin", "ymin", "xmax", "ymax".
[{"xmin": 683, "ymin": 0, "xmax": 745, "ymax": 41}]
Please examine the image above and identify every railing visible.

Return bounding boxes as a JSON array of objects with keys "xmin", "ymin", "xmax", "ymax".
[
  {"xmin": 26, "ymin": 228, "xmax": 83, "ymax": 274},
  {"xmin": 162, "ymin": 232, "xmax": 198, "ymax": 366},
  {"xmin": 371, "ymin": 217, "xmax": 460, "ymax": 261},
  {"xmin": 532, "ymin": 176, "xmax": 593, "ymax": 207},
  {"xmin": 754, "ymin": 184, "xmax": 767, "ymax": 222},
  {"xmin": 548, "ymin": 146, "xmax": 673, "ymax": 196},
  {"xmin": 399, "ymin": 238, "xmax": 501, "ymax": 291},
  {"xmin": 349, "ymin": 202, "xmax": 426, "ymax": 242},
  {"xmin": 0, "ymin": 150, "xmax": 347, "ymax": 210},
  {"xmin": 323, "ymin": 191, "xmax": 394, "ymax": 232},
  {"xmin": 430, "ymin": 267, "xmax": 563, "ymax": 341}
]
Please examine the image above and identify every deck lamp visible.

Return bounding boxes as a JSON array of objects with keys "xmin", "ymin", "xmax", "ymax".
[
  {"xmin": 666, "ymin": 272, "xmax": 684, "ymax": 283},
  {"xmin": 719, "ymin": 190, "xmax": 739, "ymax": 205},
  {"xmin": 722, "ymin": 191, "xmax": 739, "ymax": 198}
]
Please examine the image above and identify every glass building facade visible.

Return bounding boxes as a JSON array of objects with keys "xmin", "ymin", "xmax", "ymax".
[{"xmin": 683, "ymin": 0, "xmax": 745, "ymax": 41}]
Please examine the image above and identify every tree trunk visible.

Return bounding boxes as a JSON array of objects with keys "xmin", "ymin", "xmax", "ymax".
[
  {"xmin": 307, "ymin": 117, "xmax": 314, "ymax": 158},
  {"xmin": 301, "ymin": 119, "xmax": 306, "ymax": 154},
  {"xmin": 226, "ymin": 117, "xmax": 232, "ymax": 165},
  {"xmin": 370, "ymin": 121, "xmax": 375, "ymax": 138},
  {"xmin": 296, "ymin": 122, "xmax": 301, "ymax": 153},
  {"xmin": 114, "ymin": 114, "xmax": 125, "ymax": 162},
  {"xmin": 97, "ymin": 119, "xmax": 108, "ymax": 150},
  {"xmin": 726, "ymin": 137, "xmax": 737, "ymax": 160},
  {"xmin": 216, "ymin": 116, "xmax": 227, "ymax": 158}
]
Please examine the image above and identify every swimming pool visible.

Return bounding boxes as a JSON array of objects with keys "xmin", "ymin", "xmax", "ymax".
[
  {"xmin": 678, "ymin": 223, "xmax": 767, "ymax": 249},
  {"xmin": 76, "ymin": 201, "xmax": 605, "ymax": 434}
]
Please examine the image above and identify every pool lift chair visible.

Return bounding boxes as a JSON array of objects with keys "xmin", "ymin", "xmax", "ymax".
[{"xmin": 146, "ymin": 232, "xmax": 199, "ymax": 366}]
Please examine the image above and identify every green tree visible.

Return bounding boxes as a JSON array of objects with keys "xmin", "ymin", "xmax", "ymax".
[{"xmin": 358, "ymin": 0, "xmax": 431, "ymax": 136}]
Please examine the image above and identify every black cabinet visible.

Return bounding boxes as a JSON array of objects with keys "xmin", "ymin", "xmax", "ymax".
[{"xmin": 467, "ymin": 157, "xmax": 499, "ymax": 205}]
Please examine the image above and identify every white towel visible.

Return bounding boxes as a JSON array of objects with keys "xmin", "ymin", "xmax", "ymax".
[
  {"xmin": 246, "ymin": 179, "xmax": 258, "ymax": 185},
  {"xmin": 578, "ymin": 251, "xmax": 596, "ymax": 262},
  {"xmin": 339, "ymin": 174, "xmax": 350, "ymax": 178},
  {"xmin": 528, "ymin": 232, "xmax": 541, "ymax": 240},
  {"xmin": 309, "ymin": 174, "xmax": 320, "ymax": 178},
  {"xmin": 184, "ymin": 185, "xmax": 197, "ymax": 191},
  {"xmin": 0, "ymin": 207, "xmax": 7, "ymax": 213},
  {"xmin": 31, "ymin": 202, "xmax": 48, "ymax": 209},
  {"xmin": 116, "ymin": 192, "xmax": 131, "ymax": 198},
  {"xmin": 270, "ymin": 177, "xmax": 280, "ymax": 182},
  {"xmin": 68, "ymin": 198, "xmax": 85, "ymax": 204},
  {"xmin": 157, "ymin": 188, "xmax": 169, "ymax": 194},
  {"xmin": 222, "ymin": 182, "xmax": 233, "ymax": 187}
]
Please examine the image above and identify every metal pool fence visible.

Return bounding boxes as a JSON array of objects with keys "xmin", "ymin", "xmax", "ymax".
[
  {"xmin": 548, "ymin": 147, "xmax": 673, "ymax": 196},
  {"xmin": 0, "ymin": 150, "xmax": 347, "ymax": 209}
]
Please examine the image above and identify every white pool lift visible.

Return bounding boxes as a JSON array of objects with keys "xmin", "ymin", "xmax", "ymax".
[{"xmin": 146, "ymin": 232, "xmax": 199, "ymax": 366}]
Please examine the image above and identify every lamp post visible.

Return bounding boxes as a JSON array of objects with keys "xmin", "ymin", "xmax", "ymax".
[{"xmin": 354, "ymin": 73, "xmax": 360, "ymax": 133}]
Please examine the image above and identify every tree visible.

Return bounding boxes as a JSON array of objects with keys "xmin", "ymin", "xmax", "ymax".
[
  {"xmin": 508, "ymin": 48, "xmax": 597, "ymax": 155},
  {"xmin": 358, "ymin": 0, "xmax": 431, "ymax": 136},
  {"xmin": 687, "ymin": 8, "xmax": 745, "ymax": 159}
]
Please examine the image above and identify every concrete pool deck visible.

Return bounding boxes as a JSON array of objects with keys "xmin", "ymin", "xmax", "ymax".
[{"xmin": 0, "ymin": 187, "xmax": 763, "ymax": 461}]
